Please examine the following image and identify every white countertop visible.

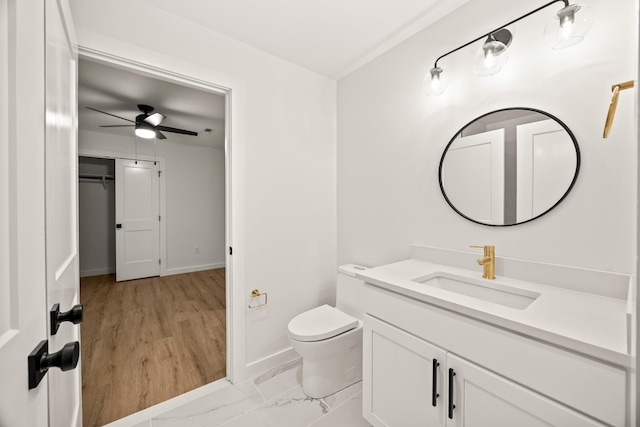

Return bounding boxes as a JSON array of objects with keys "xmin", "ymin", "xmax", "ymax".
[{"xmin": 357, "ymin": 259, "xmax": 631, "ymax": 367}]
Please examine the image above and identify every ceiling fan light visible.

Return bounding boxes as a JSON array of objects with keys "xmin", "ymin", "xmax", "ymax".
[
  {"xmin": 135, "ymin": 128, "xmax": 156, "ymax": 139},
  {"xmin": 135, "ymin": 121, "xmax": 156, "ymax": 139},
  {"xmin": 144, "ymin": 112, "xmax": 166, "ymax": 127}
]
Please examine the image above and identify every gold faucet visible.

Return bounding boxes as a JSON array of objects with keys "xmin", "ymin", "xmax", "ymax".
[{"xmin": 470, "ymin": 245, "xmax": 495, "ymax": 280}]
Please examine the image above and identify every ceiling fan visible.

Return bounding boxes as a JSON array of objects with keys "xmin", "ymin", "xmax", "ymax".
[{"xmin": 86, "ymin": 104, "xmax": 198, "ymax": 140}]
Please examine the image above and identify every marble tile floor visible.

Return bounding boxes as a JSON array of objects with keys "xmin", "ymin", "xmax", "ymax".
[{"xmin": 106, "ymin": 358, "xmax": 372, "ymax": 427}]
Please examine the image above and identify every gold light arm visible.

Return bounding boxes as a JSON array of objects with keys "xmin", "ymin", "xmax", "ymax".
[{"xmin": 603, "ymin": 80, "xmax": 634, "ymax": 138}]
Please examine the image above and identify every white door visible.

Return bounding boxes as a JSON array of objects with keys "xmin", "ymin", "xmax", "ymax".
[
  {"xmin": 363, "ymin": 314, "xmax": 447, "ymax": 427},
  {"xmin": 516, "ymin": 119, "xmax": 577, "ymax": 222},
  {"xmin": 115, "ymin": 159, "xmax": 160, "ymax": 281},
  {"xmin": 45, "ymin": 0, "xmax": 81, "ymax": 425},
  {"xmin": 0, "ymin": 0, "xmax": 80, "ymax": 426},
  {"xmin": 442, "ymin": 129, "xmax": 505, "ymax": 224},
  {"xmin": 446, "ymin": 354, "xmax": 605, "ymax": 427}
]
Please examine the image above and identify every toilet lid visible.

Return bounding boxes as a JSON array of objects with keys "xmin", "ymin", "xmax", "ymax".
[{"xmin": 288, "ymin": 304, "xmax": 359, "ymax": 342}]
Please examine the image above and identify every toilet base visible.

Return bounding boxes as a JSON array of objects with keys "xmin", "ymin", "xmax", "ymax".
[{"xmin": 301, "ymin": 339, "xmax": 363, "ymax": 398}]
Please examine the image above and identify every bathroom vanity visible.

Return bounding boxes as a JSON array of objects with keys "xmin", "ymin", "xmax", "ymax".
[{"xmin": 358, "ymin": 247, "xmax": 632, "ymax": 426}]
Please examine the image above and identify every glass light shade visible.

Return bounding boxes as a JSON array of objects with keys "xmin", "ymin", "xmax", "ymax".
[
  {"xmin": 135, "ymin": 123, "xmax": 156, "ymax": 139},
  {"xmin": 425, "ymin": 67, "xmax": 449, "ymax": 96},
  {"xmin": 473, "ymin": 40, "xmax": 509, "ymax": 77},
  {"xmin": 544, "ymin": 4, "xmax": 593, "ymax": 49}
]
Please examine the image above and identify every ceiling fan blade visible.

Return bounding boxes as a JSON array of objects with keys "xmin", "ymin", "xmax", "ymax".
[
  {"xmin": 99, "ymin": 125, "xmax": 134, "ymax": 128},
  {"xmin": 157, "ymin": 125, "xmax": 198, "ymax": 136},
  {"xmin": 143, "ymin": 112, "xmax": 166, "ymax": 127},
  {"xmin": 85, "ymin": 107, "xmax": 135, "ymax": 123},
  {"xmin": 156, "ymin": 131, "xmax": 167, "ymax": 140}
]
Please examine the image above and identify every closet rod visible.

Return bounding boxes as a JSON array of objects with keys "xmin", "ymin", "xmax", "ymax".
[{"xmin": 78, "ymin": 174, "xmax": 114, "ymax": 180}]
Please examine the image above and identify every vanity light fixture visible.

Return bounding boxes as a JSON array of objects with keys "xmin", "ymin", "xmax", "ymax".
[
  {"xmin": 425, "ymin": 66, "xmax": 449, "ymax": 96},
  {"xmin": 543, "ymin": 3, "xmax": 593, "ymax": 49},
  {"xmin": 426, "ymin": 0, "xmax": 593, "ymax": 96},
  {"xmin": 472, "ymin": 28, "xmax": 512, "ymax": 77}
]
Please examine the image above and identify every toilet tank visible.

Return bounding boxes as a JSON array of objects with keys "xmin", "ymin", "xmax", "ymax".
[{"xmin": 336, "ymin": 264, "xmax": 368, "ymax": 319}]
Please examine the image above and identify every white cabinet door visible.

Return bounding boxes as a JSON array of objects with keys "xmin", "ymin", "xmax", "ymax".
[
  {"xmin": 446, "ymin": 354, "xmax": 605, "ymax": 427},
  {"xmin": 363, "ymin": 314, "xmax": 447, "ymax": 427},
  {"xmin": 115, "ymin": 159, "xmax": 160, "ymax": 281}
]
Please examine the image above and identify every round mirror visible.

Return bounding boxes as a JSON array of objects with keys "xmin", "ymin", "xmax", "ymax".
[{"xmin": 439, "ymin": 108, "xmax": 580, "ymax": 226}]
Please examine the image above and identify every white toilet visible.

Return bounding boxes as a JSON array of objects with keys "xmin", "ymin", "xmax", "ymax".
[{"xmin": 287, "ymin": 264, "xmax": 368, "ymax": 398}]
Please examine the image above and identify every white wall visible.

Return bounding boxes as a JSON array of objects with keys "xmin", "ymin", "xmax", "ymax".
[
  {"xmin": 79, "ymin": 130, "xmax": 226, "ymax": 273},
  {"xmin": 338, "ymin": 0, "xmax": 637, "ymax": 274},
  {"xmin": 69, "ymin": 0, "xmax": 337, "ymax": 378}
]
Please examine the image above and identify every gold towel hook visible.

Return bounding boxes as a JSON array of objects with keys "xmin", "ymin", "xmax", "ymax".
[{"xmin": 603, "ymin": 80, "xmax": 634, "ymax": 138}]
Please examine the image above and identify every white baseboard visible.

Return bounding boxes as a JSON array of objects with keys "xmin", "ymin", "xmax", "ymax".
[
  {"xmin": 163, "ymin": 262, "xmax": 226, "ymax": 276},
  {"xmin": 244, "ymin": 347, "xmax": 299, "ymax": 379},
  {"xmin": 80, "ymin": 267, "xmax": 115, "ymax": 278}
]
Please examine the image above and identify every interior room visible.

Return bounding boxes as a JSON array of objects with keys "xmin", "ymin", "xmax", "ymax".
[
  {"xmin": 76, "ymin": 59, "xmax": 228, "ymax": 424},
  {"xmin": 1, "ymin": 0, "xmax": 638, "ymax": 426}
]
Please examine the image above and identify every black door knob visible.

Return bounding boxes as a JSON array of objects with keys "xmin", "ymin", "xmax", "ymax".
[
  {"xmin": 28, "ymin": 340, "xmax": 81, "ymax": 389},
  {"xmin": 42, "ymin": 341, "xmax": 80, "ymax": 372},
  {"xmin": 50, "ymin": 303, "xmax": 83, "ymax": 335}
]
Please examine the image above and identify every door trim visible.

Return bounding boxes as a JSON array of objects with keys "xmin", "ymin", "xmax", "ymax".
[{"xmin": 76, "ymin": 47, "xmax": 238, "ymax": 387}]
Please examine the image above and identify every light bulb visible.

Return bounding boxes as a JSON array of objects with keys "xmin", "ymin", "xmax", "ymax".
[
  {"xmin": 135, "ymin": 128, "xmax": 156, "ymax": 139},
  {"xmin": 473, "ymin": 40, "xmax": 509, "ymax": 76},
  {"xmin": 544, "ymin": 4, "xmax": 593, "ymax": 49},
  {"xmin": 560, "ymin": 18, "xmax": 575, "ymax": 39},
  {"xmin": 484, "ymin": 50, "xmax": 496, "ymax": 69},
  {"xmin": 425, "ymin": 67, "xmax": 449, "ymax": 96},
  {"xmin": 472, "ymin": 29, "xmax": 511, "ymax": 77}
]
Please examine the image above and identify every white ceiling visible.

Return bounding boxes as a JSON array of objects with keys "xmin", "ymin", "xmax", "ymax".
[
  {"xmin": 139, "ymin": 0, "xmax": 471, "ymax": 79},
  {"xmin": 79, "ymin": 1, "xmax": 472, "ymax": 146},
  {"xmin": 78, "ymin": 59, "xmax": 226, "ymax": 149}
]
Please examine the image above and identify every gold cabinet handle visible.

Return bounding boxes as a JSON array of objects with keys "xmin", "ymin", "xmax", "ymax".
[{"xmin": 248, "ymin": 289, "xmax": 268, "ymax": 309}]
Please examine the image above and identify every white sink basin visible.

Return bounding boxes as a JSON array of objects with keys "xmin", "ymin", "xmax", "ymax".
[{"xmin": 413, "ymin": 272, "xmax": 540, "ymax": 310}]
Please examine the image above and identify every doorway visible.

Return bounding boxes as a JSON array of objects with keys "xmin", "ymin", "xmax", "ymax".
[{"xmin": 77, "ymin": 55, "xmax": 232, "ymax": 425}]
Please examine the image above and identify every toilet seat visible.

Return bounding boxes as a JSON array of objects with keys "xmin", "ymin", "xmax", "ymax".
[{"xmin": 287, "ymin": 304, "xmax": 359, "ymax": 342}]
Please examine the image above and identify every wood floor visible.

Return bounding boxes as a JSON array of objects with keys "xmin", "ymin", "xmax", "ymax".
[{"xmin": 80, "ymin": 269, "xmax": 226, "ymax": 426}]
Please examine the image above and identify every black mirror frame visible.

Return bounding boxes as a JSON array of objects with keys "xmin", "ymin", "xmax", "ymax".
[{"xmin": 438, "ymin": 107, "xmax": 581, "ymax": 227}]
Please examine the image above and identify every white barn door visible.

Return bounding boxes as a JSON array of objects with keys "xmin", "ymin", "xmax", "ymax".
[{"xmin": 116, "ymin": 159, "xmax": 160, "ymax": 281}]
